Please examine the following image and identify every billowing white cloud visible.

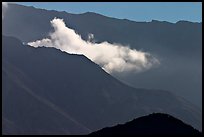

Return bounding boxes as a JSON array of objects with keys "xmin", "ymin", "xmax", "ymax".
[
  {"xmin": 28, "ymin": 18, "xmax": 159, "ymax": 73},
  {"xmin": 2, "ymin": 2, "xmax": 8, "ymax": 19}
]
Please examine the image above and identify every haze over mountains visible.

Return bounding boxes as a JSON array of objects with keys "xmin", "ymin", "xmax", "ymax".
[
  {"xmin": 2, "ymin": 3, "xmax": 202, "ymax": 135},
  {"xmin": 2, "ymin": 3, "xmax": 202, "ymax": 109}
]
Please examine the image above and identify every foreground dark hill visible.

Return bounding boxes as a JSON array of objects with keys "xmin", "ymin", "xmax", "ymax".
[
  {"xmin": 2, "ymin": 3, "xmax": 202, "ymax": 109},
  {"xmin": 2, "ymin": 36, "xmax": 201, "ymax": 134},
  {"xmin": 90, "ymin": 113, "xmax": 201, "ymax": 135}
]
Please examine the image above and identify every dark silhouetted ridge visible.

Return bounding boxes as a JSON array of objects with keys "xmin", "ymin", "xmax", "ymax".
[{"xmin": 90, "ymin": 113, "xmax": 201, "ymax": 135}]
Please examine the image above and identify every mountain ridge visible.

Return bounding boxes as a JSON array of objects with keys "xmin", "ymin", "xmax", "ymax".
[
  {"xmin": 2, "ymin": 35, "xmax": 202, "ymax": 134},
  {"xmin": 90, "ymin": 113, "xmax": 202, "ymax": 135},
  {"xmin": 7, "ymin": 3, "xmax": 202, "ymax": 24}
]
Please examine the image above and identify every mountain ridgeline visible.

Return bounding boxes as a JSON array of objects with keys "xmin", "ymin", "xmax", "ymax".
[
  {"xmin": 2, "ymin": 3, "xmax": 202, "ymax": 109},
  {"xmin": 2, "ymin": 3, "xmax": 202, "ymax": 135},
  {"xmin": 2, "ymin": 35, "xmax": 202, "ymax": 134},
  {"xmin": 90, "ymin": 113, "xmax": 201, "ymax": 135}
]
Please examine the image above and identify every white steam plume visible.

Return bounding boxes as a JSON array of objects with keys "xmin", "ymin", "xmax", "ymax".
[
  {"xmin": 2, "ymin": 2, "xmax": 8, "ymax": 19},
  {"xmin": 28, "ymin": 18, "xmax": 160, "ymax": 73}
]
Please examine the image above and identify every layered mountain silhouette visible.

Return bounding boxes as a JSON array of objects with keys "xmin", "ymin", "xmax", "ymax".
[
  {"xmin": 2, "ymin": 35, "xmax": 201, "ymax": 134},
  {"xmin": 90, "ymin": 113, "xmax": 201, "ymax": 135},
  {"xmin": 2, "ymin": 3, "xmax": 202, "ymax": 110}
]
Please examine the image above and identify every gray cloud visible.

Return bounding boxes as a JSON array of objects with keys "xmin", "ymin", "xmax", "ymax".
[{"xmin": 28, "ymin": 18, "xmax": 160, "ymax": 73}]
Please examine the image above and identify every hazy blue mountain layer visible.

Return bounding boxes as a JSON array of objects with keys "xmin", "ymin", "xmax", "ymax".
[
  {"xmin": 2, "ymin": 3, "xmax": 202, "ymax": 109},
  {"xmin": 2, "ymin": 36, "xmax": 202, "ymax": 134}
]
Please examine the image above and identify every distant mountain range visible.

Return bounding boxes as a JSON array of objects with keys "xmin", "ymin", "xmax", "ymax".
[
  {"xmin": 2, "ymin": 3, "xmax": 202, "ymax": 135},
  {"xmin": 2, "ymin": 35, "xmax": 201, "ymax": 134},
  {"xmin": 2, "ymin": 3, "xmax": 202, "ymax": 109},
  {"xmin": 90, "ymin": 113, "xmax": 201, "ymax": 135}
]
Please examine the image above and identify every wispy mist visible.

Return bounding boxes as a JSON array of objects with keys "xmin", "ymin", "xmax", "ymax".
[{"xmin": 28, "ymin": 18, "xmax": 159, "ymax": 73}]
